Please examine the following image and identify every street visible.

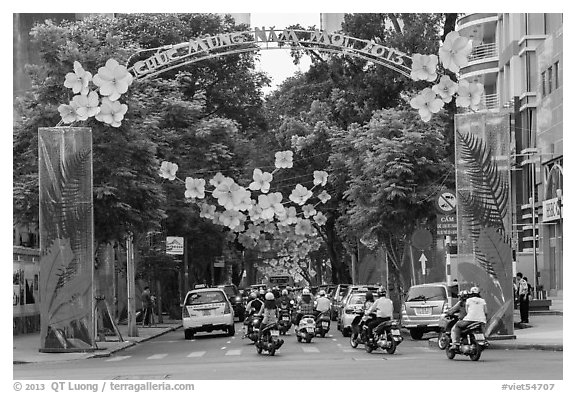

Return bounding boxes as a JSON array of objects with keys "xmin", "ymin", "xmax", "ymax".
[{"xmin": 13, "ymin": 322, "xmax": 563, "ymax": 380}]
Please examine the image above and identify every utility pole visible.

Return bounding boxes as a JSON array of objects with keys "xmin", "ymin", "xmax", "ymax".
[{"xmin": 126, "ymin": 234, "xmax": 138, "ymax": 337}]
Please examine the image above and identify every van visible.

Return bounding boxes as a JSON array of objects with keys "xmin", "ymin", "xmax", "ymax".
[{"xmin": 400, "ymin": 282, "xmax": 459, "ymax": 340}]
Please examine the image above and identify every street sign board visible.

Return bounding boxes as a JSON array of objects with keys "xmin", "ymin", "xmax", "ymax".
[
  {"xmin": 166, "ymin": 236, "xmax": 184, "ymax": 255},
  {"xmin": 437, "ymin": 214, "xmax": 457, "ymax": 236},
  {"xmin": 411, "ymin": 229, "xmax": 433, "ymax": 250},
  {"xmin": 435, "ymin": 190, "xmax": 457, "ymax": 214}
]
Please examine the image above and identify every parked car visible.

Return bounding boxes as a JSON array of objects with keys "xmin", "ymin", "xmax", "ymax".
[
  {"xmin": 400, "ymin": 282, "xmax": 459, "ymax": 340},
  {"xmin": 330, "ymin": 284, "xmax": 351, "ymax": 321},
  {"xmin": 218, "ymin": 284, "xmax": 245, "ymax": 320},
  {"xmin": 182, "ymin": 287, "xmax": 235, "ymax": 339}
]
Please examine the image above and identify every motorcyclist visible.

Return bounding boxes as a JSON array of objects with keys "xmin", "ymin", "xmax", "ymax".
[
  {"xmin": 257, "ymin": 292, "xmax": 279, "ymax": 340},
  {"xmin": 365, "ymin": 286, "xmax": 394, "ymax": 338},
  {"xmin": 444, "ymin": 290, "xmax": 469, "ymax": 336},
  {"xmin": 354, "ymin": 291, "xmax": 375, "ymax": 332},
  {"xmin": 451, "ymin": 286, "xmax": 487, "ymax": 349},
  {"xmin": 277, "ymin": 289, "xmax": 293, "ymax": 309},
  {"xmin": 258, "ymin": 289, "xmax": 266, "ymax": 301},
  {"xmin": 314, "ymin": 290, "xmax": 331, "ymax": 319},
  {"xmin": 245, "ymin": 291, "xmax": 264, "ymax": 316},
  {"xmin": 294, "ymin": 288, "xmax": 315, "ymax": 327}
]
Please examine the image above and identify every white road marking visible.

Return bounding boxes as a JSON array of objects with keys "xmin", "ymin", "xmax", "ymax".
[
  {"xmin": 332, "ymin": 338, "xmax": 338, "ymax": 341},
  {"xmin": 301, "ymin": 346, "xmax": 320, "ymax": 353},
  {"xmin": 147, "ymin": 354, "xmax": 167, "ymax": 360},
  {"xmin": 342, "ymin": 349, "xmax": 357, "ymax": 352},
  {"xmin": 220, "ymin": 346, "xmax": 227, "ymax": 350},
  {"xmin": 105, "ymin": 356, "xmax": 131, "ymax": 362},
  {"xmin": 226, "ymin": 341, "xmax": 231, "ymax": 344},
  {"xmin": 225, "ymin": 349, "xmax": 242, "ymax": 356},
  {"xmin": 187, "ymin": 351, "xmax": 206, "ymax": 358}
]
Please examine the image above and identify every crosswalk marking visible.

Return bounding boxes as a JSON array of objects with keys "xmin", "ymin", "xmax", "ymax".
[
  {"xmin": 225, "ymin": 349, "xmax": 242, "ymax": 356},
  {"xmin": 147, "ymin": 354, "xmax": 167, "ymax": 360},
  {"xmin": 187, "ymin": 351, "xmax": 206, "ymax": 358},
  {"xmin": 301, "ymin": 346, "xmax": 320, "ymax": 353},
  {"xmin": 105, "ymin": 355, "xmax": 131, "ymax": 362}
]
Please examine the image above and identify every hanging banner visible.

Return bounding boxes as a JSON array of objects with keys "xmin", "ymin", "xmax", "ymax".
[
  {"xmin": 455, "ymin": 112, "xmax": 513, "ymax": 338},
  {"xmin": 166, "ymin": 236, "xmax": 184, "ymax": 255}
]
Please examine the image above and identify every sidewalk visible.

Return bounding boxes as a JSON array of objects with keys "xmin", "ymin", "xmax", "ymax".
[
  {"xmin": 13, "ymin": 319, "xmax": 182, "ymax": 364},
  {"xmin": 427, "ymin": 296, "xmax": 563, "ymax": 351}
]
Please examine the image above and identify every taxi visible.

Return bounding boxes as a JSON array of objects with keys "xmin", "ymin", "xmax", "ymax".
[{"xmin": 182, "ymin": 286, "xmax": 235, "ymax": 339}]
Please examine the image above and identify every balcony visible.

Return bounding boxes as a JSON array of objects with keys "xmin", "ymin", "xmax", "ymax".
[{"xmin": 468, "ymin": 43, "xmax": 497, "ymax": 62}]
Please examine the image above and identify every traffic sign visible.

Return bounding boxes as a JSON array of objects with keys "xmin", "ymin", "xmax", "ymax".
[
  {"xmin": 419, "ymin": 253, "xmax": 428, "ymax": 274},
  {"xmin": 437, "ymin": 214, "xmax": 457, "ymax": 236},
  {"xmin": 411, "ymin": 229, "xmax": 433, "ymax": 250},
  {"xmin": 435, "ymin": 190, "xmax": 457, "ymax": 214},
  {"xmin": 166, "ymin": 236, "xmax": 184, "ymax": 255}
]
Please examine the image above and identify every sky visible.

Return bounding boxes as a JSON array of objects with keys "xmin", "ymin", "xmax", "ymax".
[{"xmin": 250, "ymin": 13, "xmax": 318, "ymax": 93}]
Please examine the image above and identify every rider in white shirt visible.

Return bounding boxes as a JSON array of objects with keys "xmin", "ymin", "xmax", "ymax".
[{"xmin": 451, "ymin": 286, "xmax": 487, "ymax": 347}]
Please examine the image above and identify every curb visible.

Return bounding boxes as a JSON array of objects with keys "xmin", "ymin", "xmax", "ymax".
[
  {"xmin": 427, "ymin": 337, "xmax": 562, "ymax": 352},
  {"xmin": 89, "ymin": 324, "xmax": 182, "ymax": 358}
]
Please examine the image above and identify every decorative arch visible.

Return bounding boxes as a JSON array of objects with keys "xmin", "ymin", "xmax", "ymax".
[
  {"xmin": 544, "ymin": 162, "xmax": 563, "ymax": 200},
  {"xmin": 127, "ymin": 28, "xmax": 413, "ymax": 80}
]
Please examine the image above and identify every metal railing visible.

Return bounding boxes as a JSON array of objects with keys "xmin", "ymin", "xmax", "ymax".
[
  {"xmin": 483, "ymin": 93, "xmax": 499, "ymax": 109},
  {"xmin": 468, "ymin": 42, "xmax": 497, "ymax": 62}
]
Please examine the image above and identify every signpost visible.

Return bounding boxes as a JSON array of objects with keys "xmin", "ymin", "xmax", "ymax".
[{"xmin": 435, "ymin": 190, "xmax": 457, "ymax": 286}]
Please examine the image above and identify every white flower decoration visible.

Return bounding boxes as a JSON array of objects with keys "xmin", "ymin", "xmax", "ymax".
[
  {"xmin": 184, "ymin": 178, "xmax": 206, "ymax": 199},
  {"xmin": 410, "ymin": 54, "xmax": 439, "ymax": 82},
  {"xmin": 159, "ymin": 161, "xmax": 178, "ymax": 180},
  {"xmin": 274, "ymin": 150, "xmax": 294, "ymax": 169}
]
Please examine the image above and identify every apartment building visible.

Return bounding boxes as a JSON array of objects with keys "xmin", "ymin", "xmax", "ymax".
[{"xmin": 456, "ymin": 13, "xmax": 562, "ymax": 297}]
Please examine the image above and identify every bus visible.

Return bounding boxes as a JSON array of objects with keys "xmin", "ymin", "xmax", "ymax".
[{"xmin": 266, "ymin": 274, "xmax": 294, "ymax": 289}]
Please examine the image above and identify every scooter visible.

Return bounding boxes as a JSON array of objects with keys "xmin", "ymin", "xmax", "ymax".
[
  {"xmin": 296, "ymin": 314, "xmax": 316, "ymax": 343},
  {"xmin": 445, "ymin": 322, "xmax": 488, "ymax": 361},
  {"xmin": 350, "ymin": 311, "xmax": 402, "ymax": 354},
  {"xmin": 437, "ymin": 313, "xmax": 459, "ymax": 350},
  {"xmin": 255, "ymin": 323, "xmax": 284, "ymax": 356},
  {"xmin": 278, "ymin": 303, "xmax": 292, "ymax": 335},
  {"xmin": 315, "ymin": 310, "xmax": 331, "ymax": 338},
  {"xmin": 242, "ymin": 313, "xmax": 263, "ymax": 344}
]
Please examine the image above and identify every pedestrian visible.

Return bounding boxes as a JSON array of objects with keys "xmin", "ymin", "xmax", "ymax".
[
  {"xmin": 516, "ymin": 272, "xmax": 530, "ymax": 323},
  {"xmin": 141, "ymin": 286, "xmax": 153, "ymax": 327}
]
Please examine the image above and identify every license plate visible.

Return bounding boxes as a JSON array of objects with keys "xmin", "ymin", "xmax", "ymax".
[
  {"xmin": 391, "ymin": 329, "xmax": 400, "ymax": 335},
  {"xmin": 322, "ymin": 322, "xmax": 329, "ymax": 327},
  {"xmin": 415, "ymin": 307, "xmax": 431, "ymax": 316},
  {"xmin": 283, "ymin": 316, "xmax": 289, "ymax": 321},
  {"xmin": 306, "ymin": 327, "xmax": 315, "ymax": 333},
  {"xmin": 474, "ymin": 333, "xmax": 486, "ymax": 340},
  {"xmin": 202, "ymin": 309, "xmax": 212, "ymax": 316},
  {"xmin": 271, "ymin": 330, "xmax": 279, "ymax": 337}
]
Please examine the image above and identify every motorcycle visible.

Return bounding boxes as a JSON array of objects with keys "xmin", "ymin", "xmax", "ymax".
[
  {"xmin": 255, "ymin": 323, "xmax": 284, "ymax": 356},
  {"xmin": 278, "ymin": 303, "xmax": 293, "ymax": 335},
  {"xmin": 242, "ymin": 313, "xmax": 263, "ymax": 343},
  {"xmin": 445, "ymin": 321, "xmax": 488, "ymax": 361},
  {"xmin": 437, "ymin": 313, "xmax": 459, "ymax": 350},
  {"xmin": 315, "ymin": 310, "xmax": 331, "ymax": 338},
  {"xmin": 350, "ymin": 311, "xmax": 402, "ymax": 354},
  {"xmin": 296, "ymin": 314, "xmax": 316, "ymax": 343}
]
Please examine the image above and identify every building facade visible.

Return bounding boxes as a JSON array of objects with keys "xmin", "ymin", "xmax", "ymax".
[{"xmin": 456, "ymin": 13, "xmax": 563, "ymax": 297}]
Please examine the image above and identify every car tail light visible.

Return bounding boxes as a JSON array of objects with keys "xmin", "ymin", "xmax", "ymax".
[
  {"xmin": 223, "ymin": 302, "xmax": 231, "ymax": 314},
  {"xmin": 182, "ymin": 306, "xmax": 190, "ymax": 318}
]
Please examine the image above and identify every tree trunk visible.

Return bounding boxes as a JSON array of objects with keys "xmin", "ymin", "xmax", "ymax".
[{"xmin": 325, "ymin": 216, "xmax": 351, "ymax": 284}]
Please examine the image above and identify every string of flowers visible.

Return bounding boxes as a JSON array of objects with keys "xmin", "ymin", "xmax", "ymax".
[
  {"xmin": 409, "ymin": 31, "xmax": 484, "ymax": 122},
  {"xmin": 57, "ymin": 59, "xmax": 133, "ymax": 127}
]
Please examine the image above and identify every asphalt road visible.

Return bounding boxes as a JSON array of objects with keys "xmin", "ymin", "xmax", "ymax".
[{"xmin": 13, "ymin": 322, "xmax": 563, "ymax": 380}]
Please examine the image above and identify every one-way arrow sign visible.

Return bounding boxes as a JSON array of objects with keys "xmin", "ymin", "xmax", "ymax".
[{"xmin": 419, "ymin": 253, "xmax": 428, "ymax": 275}]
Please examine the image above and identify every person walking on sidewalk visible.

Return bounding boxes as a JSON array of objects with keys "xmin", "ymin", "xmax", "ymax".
[
  {"xmin": 516, "ymin": 272, "xmax": 531, "ymax": 323},
  {"xmin": 141, "ymin": 286, "xmax": 153, "ymax": 327}
]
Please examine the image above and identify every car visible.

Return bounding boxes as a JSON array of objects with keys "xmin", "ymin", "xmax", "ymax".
[
  {"xmin": 182, "ymin": 287, "xmax": 235, "ymax": 339},
  {"xmin": 337, "ymin": 291, "xmax": 382, "ymax": 337},
  {"xmin": 400, "ymin": 282, "xmax": 459, "ymax": 340},
  {"xmin": 335, "ymin": 284, "xmax": 379, "ymax": 320},
  {"xmin": 218, "ymin": 284, "xmax": 245, "ymax": 321},
  {"xmin": 329, "ymin": 284, "xmax": 351, "ymax": 321}
]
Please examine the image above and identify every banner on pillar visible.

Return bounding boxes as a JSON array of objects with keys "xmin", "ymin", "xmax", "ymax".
[
  {"xmin": 38, "ymin": 127, "xmax": 94, "ymax": 351},
  {"xmin": 455, "ymin": 113, "xmax": 514, "ymax": 337}
]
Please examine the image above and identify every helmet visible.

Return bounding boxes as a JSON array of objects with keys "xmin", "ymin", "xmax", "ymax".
[
  {"xmin": 265, "ymin": 292, "xmax": 275, "ymax": 301},
  {"xmin": 458, "ymin": 290, "xmax": 469, "ymax": 300},
  {"xmin": 470, "ymin": 287, "xmax": 480, "ymax": 294},
  {"xmin": 250, "ymin": 291, "xmax": 257, "ymax": 299},
  {"xmin": 377, "ymin": 285, "xmax": 386, "ymax": 296},
  {"xmin": 365, "ymin": 291, "xmax": 374, "ymax": 302},
  {"xmin": 302, "ymin": 288, "xmax": 311, "ymax": 296},
  {"xmin": 318, "ymin": 290, "xmax": 326, "ymax": 297},
  {"xmin": 282, "ymin": 289, "xmax": 288, "ymax": 296},
  {"xmin": 259, "ymin": 289, "xmax": 266, "ymax": 296}
]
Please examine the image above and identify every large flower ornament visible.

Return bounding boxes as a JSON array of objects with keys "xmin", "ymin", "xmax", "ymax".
[
  {"xmin": 219, "ymin": 210, "xmax": 245, "ymax": 230},
  {"xmin": 92, "ymin": 58, "xmax": 134, "ymax": 101},
  {"xmin": 410, "ymin": 54, "xmax": 439, "ymax": 82},
  {"xmin": 275, "ymin": 150, "xmax": 294, "ymax": 169},
  {"xmin": 313, "ymin": 212, "xmax": 327, "ymax": 226},
  {"xmin": 199, "ymin": 202, "xmax": 216, "ymax": 219},
  {"xmin": 64, "ymin": 61, "xmax": 92, "ymax": 95},
  {"xmin": 455, "ymin": 80, "xmax": 484, "ymax": 110},
  {"xmin": 438, "ymin": 31, "xmax": 472, "ymax": 73},
  {"xmin": 410, "ymin": 88, "xmax": 444, "ymax": 122},
  {"xmin": 313, "ymin": 171, "xmax": 329, "ymax": 187},
  {"xmin": 289, "ymin": 184, "xmax": 313, "ymax": 205},
  {"xmin": 249, "ymin": 168, "xmax": 273, "ymax": 193},
  {"xmin": 302, "ymin": 204, "xmax": 317, "ymax": 218},
  {"xmin": 58, "ymin": 103, "xmax": 80, "ymax": 124},
  {"xmin": 95, "ymin": 97, "xmax": 128, "ymax": 127},
  {"xmin": 295, "ymin": 218, "xmax": 313, "ymax": 236},
  {"xmin": 159, "ymin": 161, "xmax": 178, "ymax": 180},
  {"xmin": 184, "ymin": 178, "xmax": 206, "ymax": 199},
  {"xmin": 209, "ymin": 172, "xmax": 231, "ymax": 188},
  {"xmin": 278, "ymin": 206, "xmax": 298, "ymax": 226},
  {"xmin": 71, "ymin": 91, "xmax": 101, "ymax": 120},
  {"xmin": 318, "ymin": 190, "xmax": 331, "ymax": 204},
  {"xmin": 432, "ymin": 75, "xmax": 458, "ymax": 103}
]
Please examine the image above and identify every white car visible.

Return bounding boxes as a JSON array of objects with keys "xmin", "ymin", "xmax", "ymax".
[{"xmin": 182, "ymin": 287, "xmax": 235, "ymax": 339}]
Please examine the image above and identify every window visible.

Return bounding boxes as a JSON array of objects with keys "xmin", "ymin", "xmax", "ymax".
[
  {"xmin": 526, "ymin": 13, "xmax": 545, "ymax": 35},
  {"xmin": 554, "ymin": 61, "xmax": 560, "ymax": 89},
  {"xmin": 547, "ymin": 67, "xmax": 553, "ymax": 95},
  {"xmin": 525, "ymin": 52, "xmax": 537, "ymax": 91},
  {"xmin": 541, "ymin": 71, "xmax": 547, "ymax": 96}
]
